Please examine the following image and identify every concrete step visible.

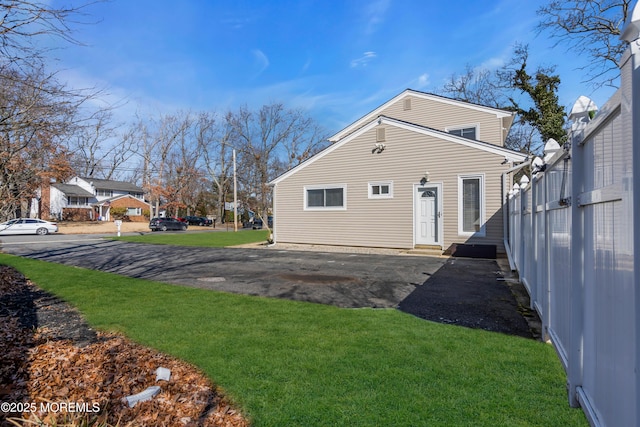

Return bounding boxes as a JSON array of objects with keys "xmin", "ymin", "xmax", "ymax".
[{"xmin": 404, "ymin": 246, "xmax": 445, "ymax": 257}]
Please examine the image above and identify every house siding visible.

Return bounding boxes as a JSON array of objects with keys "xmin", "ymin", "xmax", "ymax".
[
  {"xmin": 378, "ymin": 95, "xmax": 507, "ymax": 146},
  {"xmin": 274, "ymin": 124, "xmax": 511, "ymax": 251},
  {"xmin": 331, "ymin": 91, "xmax": 513, "ymax": 147},
  {"xmin": 49, "ymin": 186, "xmax": 69, "ymax": 219}
]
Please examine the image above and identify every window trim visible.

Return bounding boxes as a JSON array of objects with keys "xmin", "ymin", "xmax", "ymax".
[
  {"xmin": 368, "ymin": 181, "xmax": 393, "ymax": 199},
  {"xmin": 457, "ymin": 174, "xmax": 486, "ymax": 236},
  {"xmin": 446, "ymin": 124, "xmax": 480, "ymax": 140},
  {"xmin": 304, "ymin": 184, "xmax": 347, "ymax": 211}
]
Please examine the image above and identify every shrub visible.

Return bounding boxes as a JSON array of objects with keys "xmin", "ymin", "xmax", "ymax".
[{"xmin": 110, "ymin": 207, "xmax": 127, "ymax": 220}]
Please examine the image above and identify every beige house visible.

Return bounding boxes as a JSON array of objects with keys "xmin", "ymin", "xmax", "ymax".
[{"xmin": 269, "ymin": 89, "xmax": 527, "ymax": 254}]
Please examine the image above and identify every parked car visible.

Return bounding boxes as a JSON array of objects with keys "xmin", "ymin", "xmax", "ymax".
[
  {"xmin": 251, "ymin": 216, "xmax": 273, "ymax": 229},
  {"xmin": 149, "ymin": 217, "xmax": 188, "ymax": 232},
  {"xmin": 0, "ymin": 218, "xmax": 58, "ymax": 235},
  {"xmin": 184, "ymin": 216, "xmax": 212, "ymax": 226}
]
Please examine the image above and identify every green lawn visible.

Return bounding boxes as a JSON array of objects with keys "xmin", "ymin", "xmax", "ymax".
[
  {"xmin": 114, "ymin": 229, "xmax": 269, "ymax": 247},
  {"xmin": 0, "ymin": 254, "xmax": 587, "ymax": 427}
]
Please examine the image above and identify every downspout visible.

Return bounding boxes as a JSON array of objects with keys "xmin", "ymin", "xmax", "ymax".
[
  {"xmin": 269, "ymin": 182, "xmax": 277, "ymax": 245},
  {"xmin": 502, "ymin": 159, "xmax": 531, "ymax": 271}
]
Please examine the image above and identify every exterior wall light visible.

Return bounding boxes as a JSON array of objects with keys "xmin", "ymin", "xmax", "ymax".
[{"xmin": 420, "ymin": 171, "xmax": 430, "ymax": 185}]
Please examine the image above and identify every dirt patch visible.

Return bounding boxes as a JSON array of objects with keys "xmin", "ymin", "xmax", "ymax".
[
  {"xmin": 56, "ymin": 221, "xmax": 215, "ymax": 234},
  {"xmin": 57, "ymin": 221, "xmax": 149, "ymax": 234}
]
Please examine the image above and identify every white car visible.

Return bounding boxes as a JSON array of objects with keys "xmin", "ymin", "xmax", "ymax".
[{"xmin": 0, "ymin": 218, "xmax": 58, "ymax": 235}]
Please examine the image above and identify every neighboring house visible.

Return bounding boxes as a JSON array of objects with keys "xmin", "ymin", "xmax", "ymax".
[
  {"xmin": 43, "ymin": 176, "xmax": 150, "ymax": 222},
  {"xmin": 269, "ymin": 89, "xmax": 527, "ymax": 253}
]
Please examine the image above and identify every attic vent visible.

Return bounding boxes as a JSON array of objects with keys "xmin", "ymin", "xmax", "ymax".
[
  {"xmin": 376, "ymin": 127, "xmax": 386, "ymax": 142},
  {"xmin": 403, "ymin": 98, "xmax": 412, "ymax": 110}
]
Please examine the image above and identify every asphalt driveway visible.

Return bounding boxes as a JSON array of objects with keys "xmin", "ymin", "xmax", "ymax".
[
  {"xmin": 0, "ymin": 237, "xmax": 536, "ymax": 338},
  {"xmin": 0, "ymin": 239, "xmax": 446, "ymax": 308}
]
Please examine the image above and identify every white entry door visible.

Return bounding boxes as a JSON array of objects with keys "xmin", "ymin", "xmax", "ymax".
[{"xmin": 414, "ymin": 184, "xmax": 441, "ymax": 246}]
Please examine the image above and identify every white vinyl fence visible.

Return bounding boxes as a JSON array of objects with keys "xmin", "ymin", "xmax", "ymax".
[{"xmin": 505, "ymin": 8, "xmax": 640, "ymax": 427}]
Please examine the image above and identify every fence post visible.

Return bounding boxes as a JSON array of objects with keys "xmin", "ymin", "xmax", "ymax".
[
  {"xmin": 621, "ymin": 8, "xmax": 640, "ymax": 426},
  {"xmin": 530, "ymin": 174, "xmax": 538, "ymax": 310},
  {"xmin": 567, "ymin": 97, "xmax": 593, "ymax": 407}
]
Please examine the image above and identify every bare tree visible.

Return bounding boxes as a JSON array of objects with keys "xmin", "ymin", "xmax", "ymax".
[
  {"xmin": 0, "ymin": 0, "xmax": 97, "ymax": 66},
  {"xmin": 135, "ymin": 112, "xmax": 197, "ymax": 217},
  {"xmin": 440, "ymin": 65, "xmax": 506, "ymax": 108},
  {"xmin": 67, "ymin": 108, "xmax": 138, "ymax": 180},
  {"xmin": 165, "ymin": 113, "xmax": 204, "ymax": 216},
  {"xmin": 226, "ymin": 103, "xmax": 327, "ymax": 222},
  {"xmin": 105, "ymin": 124, "xmax": 140, "ymax": 180},
  {"xmin": 0, "ymin": 65, "xmax": 83, "ymax": 218},
  {"xmin": 536, "ymin": 0, "xmax": 632, "ymax": 88},
  {"xmin": 0, "ymin": 1, "xmax": 104, "ymax": 219},
  {"xmin": 196, "ymin": 111, "xmax": 235, "ymax": 221}
]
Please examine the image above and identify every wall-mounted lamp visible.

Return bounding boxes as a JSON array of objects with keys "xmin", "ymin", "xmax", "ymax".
[
  {"xmin": 372, "ymin": 142, "xmax": 386, "ymax": 154},
  {"xmin": 420, "ymin": 171, "xmax": 430, "ymax": 185}
]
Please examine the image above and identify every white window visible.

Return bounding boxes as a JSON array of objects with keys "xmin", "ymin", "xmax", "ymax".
[
  {"xmin": 368, "ymin": 181, "xmax": 393, "ymax": 199},
  {"xmin": 68, "ymin": 197, "xmax": 88, "ymax": 206},
  {"xmin": 127, "ymin": 207, "xmax": 141, "ymax": 216},
  {"xmin": 304, "ymin": 185, "xmax": 346, "ymax": 210},
  {"xmin": 448, "ymin": 125, "xmax": 478, "ymax": 140},
  {"xmin": 458, "ymin": 174, "xmax": 485, "ymax": 236},
  {"xmin": 97, "ymin": 189, "xmax": 113, "ymax": 197}
]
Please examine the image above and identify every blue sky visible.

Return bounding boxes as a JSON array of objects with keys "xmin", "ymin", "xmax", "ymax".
[{"xmin": 54, "ymin": 0, "xmax": 620, "ymax": 135}]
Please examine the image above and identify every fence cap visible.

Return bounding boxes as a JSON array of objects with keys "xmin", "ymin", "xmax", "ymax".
[
  {"xmin": 621, "ymin": 1, "xmax": 640, "ymax": 42},
  {"xmin": 532, "ymin": 156, "xmax": 545, "ymax": 173},
  {"xmin": 569, "ymin": 96, "xmax": 598, "ymax": 119},
  {"xmin": 543, "ymin": 138, "xmax": 560, "ymax": 154}
]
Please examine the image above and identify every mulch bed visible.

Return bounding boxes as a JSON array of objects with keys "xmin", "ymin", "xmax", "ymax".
[{"xmin": 0, "ymin": 266, "xmax": 250, "ymax": 427}]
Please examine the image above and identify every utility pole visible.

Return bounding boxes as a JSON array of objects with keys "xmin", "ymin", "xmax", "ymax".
[{"xmin": 233, "ymin": 149, "xmax": 238, "ymax": 232}]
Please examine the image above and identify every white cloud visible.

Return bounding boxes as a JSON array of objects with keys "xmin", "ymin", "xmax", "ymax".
[
  {"xmin": 417, "ymin": 73, "xmax": 430, "ymax": 88},
  {"xmin": 251, "ymin": 49, "xmax": 270, "ymax": 78},
  {"xmin": 301, "ymin": 57, "xmax": 312, "ymax": 74},
  {"xmin": 478, "ymin": 56, "xmax": 505, "ymax": 71},
  {"xmin": 350, "ymin": 51, "xmax": 377, "ymax": 68},
  {"xmin": 364, "ymin": 0, "xmax": 391, "ymax": 36}
]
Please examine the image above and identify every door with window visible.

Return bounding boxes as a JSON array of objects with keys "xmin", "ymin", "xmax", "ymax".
[{"xmin": 414, "ymin": 184, "xmax": 442, "ymax": 246}]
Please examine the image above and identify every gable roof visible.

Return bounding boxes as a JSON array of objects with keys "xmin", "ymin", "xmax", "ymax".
[
  {"xmin": 270, "ymin": 115, "xmax": 527, "ymax": 186},
  {"xmin": 78, "ymin": 177, "xmax": 144, "ymax": 193},
  {"xmin": 51, "ymin": 183, "xmax": 95, "ymax": 197},
  {"xmin": 329, "ymin": 88, "xmax": 516, "ymax": 142}
]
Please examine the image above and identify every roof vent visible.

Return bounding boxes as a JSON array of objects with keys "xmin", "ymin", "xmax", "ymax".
[
  {"xmin": 403, "ymin": 98, "xmax": 412, "ymax": 110},
  {"xmin": 376, "ymin": 128, "xmax": 386, "ymax": 142}
]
